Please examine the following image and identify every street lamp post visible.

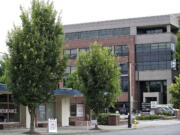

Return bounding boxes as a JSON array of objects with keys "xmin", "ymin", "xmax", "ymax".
[{"xmin": 128, "ymin": 50, "xmax": 132, "ymax": 128}]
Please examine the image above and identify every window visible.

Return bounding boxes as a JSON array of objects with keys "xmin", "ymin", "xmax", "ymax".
[
  {"xmin": 103, "ymin": 46, "xmax": 113, "ymax": 54},
  {"xmin": 0, "ymin": 94, "xmax": 19, "ymax": 122},
  {"xmin": 120, "ymin": 62, "xmax": 128, "ymax": 74},
  {"xmin": 140, "ymin": 81, "xmax": 149, "ymax": 92},
  {"xmin": 121, "ymin": 76, "xmax": 128, "ymax": 92},
  {"xmin": 65, "ymin": 27, "xmax": 130, "ymax": 40},
  {"xmin": 71, "ymin": 66, "xmax": 76, "ymax": 72},
  {"xmin": 136, "ymin": 43, "xmax": 174, "ymax": 71},
  {"xmin": 70, "ymin": 104, "xmax": 76, "ymax": 116},
  {"xmin": 79, "ymin": 48, "xmax": 89, "ymax": 53},
  {"xmin": 137, "ymin": 27, "xmax": 166, "ymax": 35},
  {"xmin": 149, "ymin": 81, "xmax": 161, "ymax": 92},
  {"xmin": 114, "ymin": 45, "xmax": 128, "ymax": 56},
  {"xmin": 64, "ymin": 49, "xmax": 77, "ymax": 59},
  {"xmin": 37, "ymin": 103, "xmax": 55, "ymax": 121},
  {"xmin": 65, "ymin": 66, "xmax": 71, "ymax": 76},
  {"xmin": 70, "ymin": 49, "xmax": 77, "ymax": 59},
  {"xmin": 65, "ymin": 66, "xmax": 76, "ymax": 77}
]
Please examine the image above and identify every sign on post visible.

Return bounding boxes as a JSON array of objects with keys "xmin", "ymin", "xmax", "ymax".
[
  {"xmin": 48, "ymin": 119, "xmax": 57, "ymax": 133},
  {"xmin": 141, "ymin": 103, "xmax": 151, "ymax": 112},
  {"xmin": 151, "ymin": 101, "xmax": 157, "ymax": 109},
  {"xmin": 91, "ymin": 120, "xmax": 97, "ymax": 126}
]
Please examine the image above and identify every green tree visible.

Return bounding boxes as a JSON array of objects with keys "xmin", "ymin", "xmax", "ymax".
[
  {"xmin": 0, "ymin": 58, "xmax": 6, "ymax": 84},
  {"xmin": 64, "ymin": 70, "xmax": 83, "ymax": 90},
  {"xmin": 169, "ymin": 77, "xmax": 180, "ymax": 109},
  {"xmin": 169, "ymin": 28, "xmax": 180, "ymax": 109},
  {"xmin": 6, "ymin": 0, "xmax": 67, "ymax": 133},
  {"xmin": 66, "ymin": 42, "xmax": 121, "ymax": 129},
  {"xmin": 175, "ymin": 28, "xmax": 180, "ymax": 73}
]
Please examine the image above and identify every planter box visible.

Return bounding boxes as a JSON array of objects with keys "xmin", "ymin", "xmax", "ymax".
[{"xmin": 108, "ymin": 114, "xmax": 120, "ymax": 125}]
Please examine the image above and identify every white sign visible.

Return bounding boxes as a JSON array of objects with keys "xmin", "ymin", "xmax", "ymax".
[
  {"xmin": 0, "ymin": 109, "xmax": 17, "ymax": 113},
  {"xmin": 91, "ymin": 120, "xmax": 97, "ymax": 126},
  {"xmin": 48, "ymin": 119, "xmax": 57, "ymax": 133},
  {"xmin": 151, "ymin": 101, "xmax": 157, "ymax": 108},
  {"xmin": 76, "ymin": 104, "xmax": 84, "ymax": 117},
  {"xmin": 150, "ymin": 110, "xmax": 155, "ymax": 115}
]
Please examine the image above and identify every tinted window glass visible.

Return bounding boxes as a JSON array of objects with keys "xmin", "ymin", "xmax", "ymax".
[
  {"xmin": 65, "ymin": 27, "xmax": 130, "ymax": 40},
  {"xmin": 136, "ymin": 43, "xmax": 174, "ymax": 71}
]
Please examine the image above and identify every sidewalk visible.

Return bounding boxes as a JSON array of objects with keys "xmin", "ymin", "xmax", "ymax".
[{"xmin": 1, "ymin": 120, "xmax": 180, "ymax": 135}]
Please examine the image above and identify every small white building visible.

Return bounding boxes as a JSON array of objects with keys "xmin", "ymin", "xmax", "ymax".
[{"xmin": 0, "ymin": 84, "xmax": 82, "ymax": 128}]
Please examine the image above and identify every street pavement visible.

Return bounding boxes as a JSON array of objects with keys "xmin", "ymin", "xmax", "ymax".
[
  {"xmin": 79, "ymin": 124, "xmax": 180, "ymax": 135},
  {"xmin": 0, "ymin": 119, "xmax": 180, "ymax": 135}
]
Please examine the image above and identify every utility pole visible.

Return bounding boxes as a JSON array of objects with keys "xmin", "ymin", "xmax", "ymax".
[{"xmin": 128, "ymin": 50, "xmax": 132, "ymax": 128}]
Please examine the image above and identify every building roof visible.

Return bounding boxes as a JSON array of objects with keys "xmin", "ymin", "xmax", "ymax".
[
  {"xmin": 64, "ymin": 14, "xmax": 179, "ymax": 33},
  {"xmin": 0, "ymin": 84, "xmax": 82, "ymax": 96},
  {"xmin": 0, "ymin": 84, "xmax": 7, "ymax": 92},
  {"xmin": 55, "ymin": 88, "xmax": 82, "ymax": 96}
]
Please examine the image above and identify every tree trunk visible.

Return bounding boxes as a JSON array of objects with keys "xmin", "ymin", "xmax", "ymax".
[
  {"xmin": 95, "ymin": 114, "xmax": 99, "ymax": 129},
  {"xmin": 28, "ymin": 105, "xmax": 36, "ymax": 134}
]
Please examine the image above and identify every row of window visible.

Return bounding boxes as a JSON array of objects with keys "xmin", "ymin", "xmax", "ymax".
[
  {"xmin": 63, "ymin": 45, "xmax": 128, "ymax": 59},
  {"xmin": 136, "ymin": 43, "xmax": 173, "ymax": 53},
  {"xmin": 136, "ymin": 52, "xmax": 172, "ymax": 63},
  {"xmin": 65, "ymin": 27, "xmax": 130, "ymax": 41},
  {"xmin": 64, "ymin": 64, "xmax": 128, "ymax": 92},
  {"xmin": 114, "ymin": 45, "xmax": 128, "ymax": 56},
  {"xmin": 65, "ymin": 62, "xmax": 128, "ymax": 79},
  {"xmin": 140, "ymin": 80, "xmax": 167, "ymax": 93},
  {"xmin": 136, "ymin": 61, "xmax": 171, "ymax": 71},
  {"xmin": 137, "ymin": 27, "xmax": 166, "ymax": 35},
  {"xmin": 136, "ymin": 43, "xmax": 174, "ymax": 71}
]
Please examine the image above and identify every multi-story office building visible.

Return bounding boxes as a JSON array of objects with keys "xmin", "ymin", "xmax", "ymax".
[{"xmin": 62, "ymin": 14, "xmax": 180, "ymax": 112}]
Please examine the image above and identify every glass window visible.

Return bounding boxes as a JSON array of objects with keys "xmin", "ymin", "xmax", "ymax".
[
  {"xmin": 114, "ymin": 45, "xmax": 128, "ymax": 56},
  {"xmin": 0, "ymin": 94, "xmax": 19, "ymax": 122},
  {"xmin": 64, "ymin": 49, "xmax": 70, "ymax": 55},
  {"xmin": 71, "ymin": 66, "xmax": 76, "ymax": 72},
  {"xmin": 149, "ymin": 81, "xmax": 161, "ymax": 92},
  {"xmin": 140, "ymin": 81, "xmax": 149, "ymax": 92},
  {"xmin": 99, "ymin": 29, "xmax": 113, "ymax": 38},
  {"xmin": 121, "ymin": 76, "xmax": 128, "ymax": 92},
  {"xmin": 66, "ymin": 66, "xmax": 71, "ymax": 74},
  {"xmin": 37, "ymin": 104, "xmax": 46, "ymax": 121},
  {"xmin": 37, "ymin": 103, "xmax": 55, "ymax": 121},
  {"xmin": 64, "ymin": 49, "xmax": 77, "ymax": 59},
  {"xmin": 79, "ymin": 48, "xmax": 89, "ymax": 53},
  {"xmin": 136, "ymin": 43, "xmax": 174, "ymax": 71},
  {"xmin": 70, "ymin": 104, "xmax": 76, "ymax": 116},
  {"xmin": 0, "ymin": 94, "xmax": 7, "ymax": 102},
  {"xmin": 120, "ymin": 63, "xmax": 128, "ymax": 74},
  {"xmin": 65, "ymin": 27, "xmax": 130, "ymax": 40},
  {"xmin": 70, "ymin": 49, "xmax": 77, "ymax": 59}
]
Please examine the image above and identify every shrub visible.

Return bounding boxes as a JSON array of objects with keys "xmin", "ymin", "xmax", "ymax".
[
  {"xmin": 157, "ymin": 112, "xmax": 171, "ymax": 116},
  {"xmin": 136, "ymin": 115, "xmax": 160, "ymax": 120},
  {"xmin": 98, "ymin": 113, "xmax": 109, "ymax": 125}
]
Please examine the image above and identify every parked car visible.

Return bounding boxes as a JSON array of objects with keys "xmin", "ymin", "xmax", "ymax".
[{"xmin": 156, "ymin": 105, "xmax": 174, "ymax": 116}]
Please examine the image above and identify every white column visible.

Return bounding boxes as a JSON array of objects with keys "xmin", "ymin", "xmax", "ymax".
[
  {"xmin": 26, "ymin": 106, "xmax": 30, "ymax": 128},
  {"xmin": 167, "ymin": 25, "xmax": 171, "ymax": 33},
  {"xmin": 61, "ymin": 96, "xmax": 70, "ymax": 126}
]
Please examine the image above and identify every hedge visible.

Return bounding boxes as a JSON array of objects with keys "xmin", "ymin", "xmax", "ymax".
[{"xmin": 136, "ymin": 115, "xmax": 160, "ymax": 120}]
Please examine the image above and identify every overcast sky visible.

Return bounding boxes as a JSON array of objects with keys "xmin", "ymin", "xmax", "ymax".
[{"xmin": 1, "ymin": 0, "xmax": 180, "ymax": 54}]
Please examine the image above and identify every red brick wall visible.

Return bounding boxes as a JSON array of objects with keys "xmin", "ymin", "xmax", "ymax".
[
  {"xmin": 70, "ymin": 97, "xmax": 84, "ymax": 104},
  {"xmin": 64, "ymin": 35, "xmax": 138, "ymax": 109}
]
